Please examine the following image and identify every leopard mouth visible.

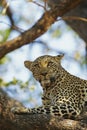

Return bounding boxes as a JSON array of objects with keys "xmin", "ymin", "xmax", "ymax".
[
  {"xmin": 41, "ymin": 80, "xmax": 51, "ymax": 87},
  {"xmin": 38, "ymin": 75, "xmax": 56, "ymax": 87},
  {"xmin": 41, "ymin": 78, "xmax": 55, "ymax": 86}
]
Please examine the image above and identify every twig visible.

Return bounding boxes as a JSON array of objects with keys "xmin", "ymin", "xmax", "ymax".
[
  {"xmin": 58, "ymin": 16, "xmax": 87, "ymax": 22},
  {"xmin": 32, "ymin": 1, "xmax": 46, "ymax": 10},
  {"xmin": 0, "ymin": 21, "xmax": 24, "ymax": 33}
]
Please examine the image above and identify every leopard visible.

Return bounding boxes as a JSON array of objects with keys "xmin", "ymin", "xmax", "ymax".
[{"xmin": 12, "ymin": 54, "xmax": 87, "ymax": 119}]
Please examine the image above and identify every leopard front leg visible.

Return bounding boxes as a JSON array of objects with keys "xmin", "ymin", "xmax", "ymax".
[
  {"xmin": 11, "ymin": 103, "xmax": 81, "ymax": 119},
  {"xmin": 11, "ymin": 106, "xmax": 47, "ymax": 115}
]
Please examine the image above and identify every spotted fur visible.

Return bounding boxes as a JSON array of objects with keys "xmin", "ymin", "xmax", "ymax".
[{"xmin": 12, "ymin": 55, "xmax": 87, "ymax": 119}]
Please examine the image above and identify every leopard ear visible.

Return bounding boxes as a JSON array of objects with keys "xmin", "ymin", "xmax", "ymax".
[
  {"xmin": 54, "ymin": 54, "xmax": 64, "ymax": 61},
  {"xmin": 24, "ymin": 61, "xmax": 32, "ymax": 69}
]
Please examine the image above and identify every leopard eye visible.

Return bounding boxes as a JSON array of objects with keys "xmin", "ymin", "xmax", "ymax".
[{"xmin": 48, "ymin": 61, "xmax": 54, "ymax": 67}]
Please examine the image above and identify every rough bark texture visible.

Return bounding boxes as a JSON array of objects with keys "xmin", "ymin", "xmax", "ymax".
[
  {"xmin": 0, "ymin": 89, "xmax": 87, "ymax": 130},
  {"xmin": 65, "ymin": 0, "xmax": 87, "ymax": 44},
  {"xmin": 1, "ymin": 0, "xmax": 87, "ymax": 130}
]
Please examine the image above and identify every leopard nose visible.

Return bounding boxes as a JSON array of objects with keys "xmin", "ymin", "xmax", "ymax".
[{"xmin": 41, "ymin": 71, "xmax": 47, "ymax": 76}]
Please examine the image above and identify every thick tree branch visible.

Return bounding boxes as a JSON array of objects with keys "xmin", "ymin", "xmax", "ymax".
[
  {"xmin": 0, "ymin": 89, "xmax": 87, "ymax": 130},
  {"xmin": 0, "ymin": 0, "xmax": 83, "ymax": 59},
  {"xmin": 65, "ymin": 0, "xmax": 87, "ymax": 44}
]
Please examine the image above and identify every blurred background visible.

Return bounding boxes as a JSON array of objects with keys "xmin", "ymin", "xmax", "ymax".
[{"xmin": 0, "ymin": 0, "xmax": 87, "ymax": 108}]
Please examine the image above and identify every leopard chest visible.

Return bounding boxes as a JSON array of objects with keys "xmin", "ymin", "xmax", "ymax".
[{"xmin": 43, "ymin": 83, "xmax": 80, "ymax": 106}]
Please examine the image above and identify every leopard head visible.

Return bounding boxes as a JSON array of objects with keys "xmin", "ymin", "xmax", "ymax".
[{"xmin": 24, "ymin": 54, "xmax": 64, "ymax": 89}]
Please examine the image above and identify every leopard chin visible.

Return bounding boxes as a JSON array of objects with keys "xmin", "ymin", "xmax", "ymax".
[
  {"xmin": 39, "ymin": 75, "xmax": 56, "ymax": 88},
  {"xmin": 41, "ymin": 80, "xmax": 51, "ymax": 87}
]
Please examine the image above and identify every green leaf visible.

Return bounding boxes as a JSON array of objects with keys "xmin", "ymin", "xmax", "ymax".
[{"xmin": 0, "ymin": 29, "xmax": 11, "ymax": 43}]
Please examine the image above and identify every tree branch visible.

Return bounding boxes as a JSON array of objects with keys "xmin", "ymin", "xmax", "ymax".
[
  {"xmin": 0, "ymin": 0, "xmax": 83, "ymax": 59},
  {"xmin": 0, "ymin": 88, "xmax": 87, "ymax": 130}
]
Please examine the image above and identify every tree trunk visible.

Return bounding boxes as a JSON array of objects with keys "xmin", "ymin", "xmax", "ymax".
[{"xmin": 65, "ymin": 0, "xmax": 87, "ymax": 44}]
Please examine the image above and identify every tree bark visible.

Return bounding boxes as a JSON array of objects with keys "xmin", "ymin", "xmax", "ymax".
[
  {"xmin": 65, "ymin": 0, "xmax": 87, "ymax": 44},
  {"xmin": 0, "ymin": 89, "xmax": 87, "ymax": 130}
]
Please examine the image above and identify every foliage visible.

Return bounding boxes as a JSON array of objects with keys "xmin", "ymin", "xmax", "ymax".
[{"xmin": 0, "ymin": 77, "xmax": 29, "ymax": 88}]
